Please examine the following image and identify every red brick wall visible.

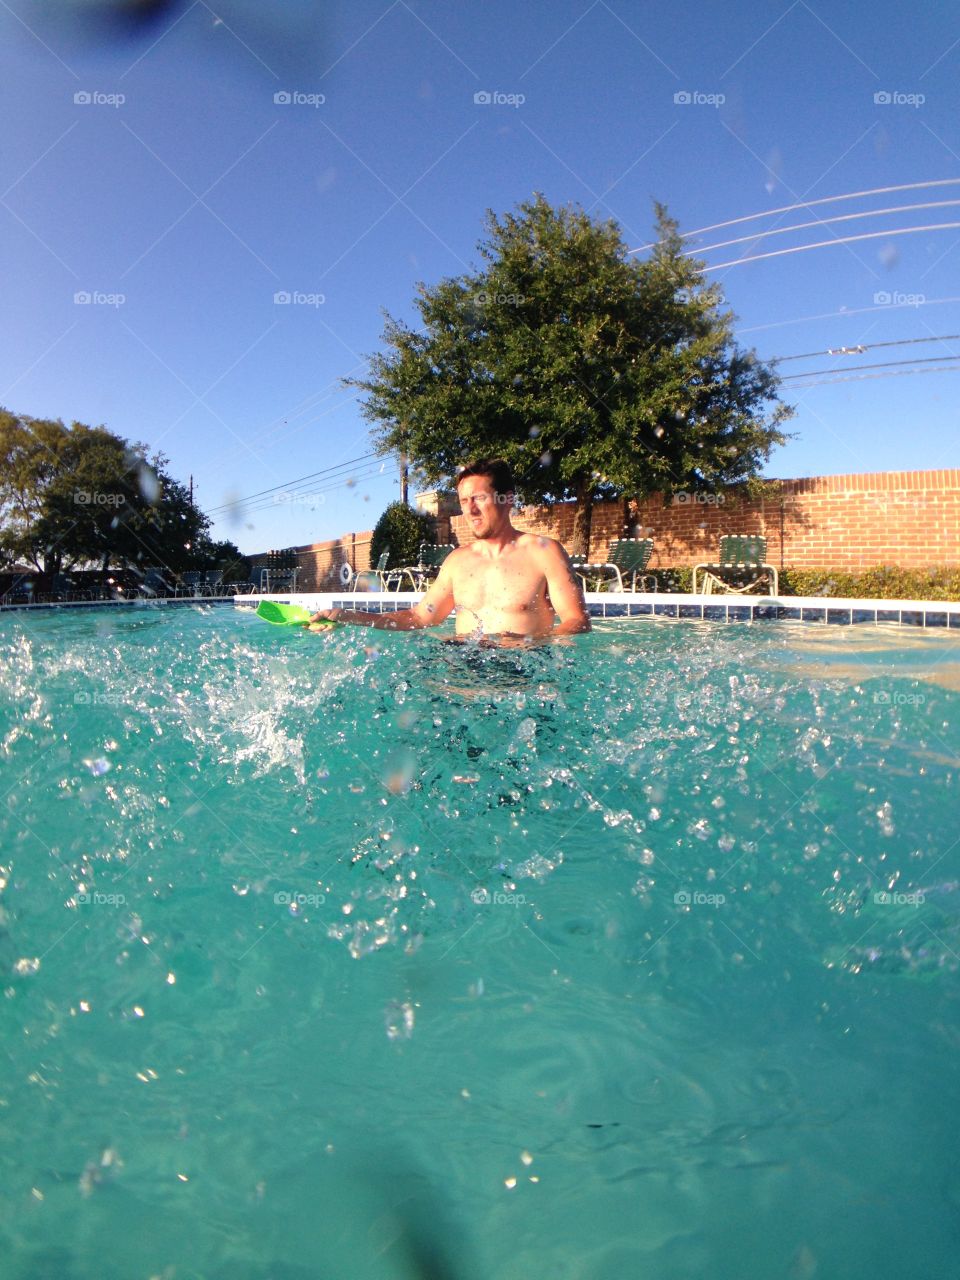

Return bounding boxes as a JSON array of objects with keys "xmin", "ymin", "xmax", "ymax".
[
  {"xmin": 254, "ymin": 470, "xmax": 960, "ymax": 578},
  {"xmin": 451, "ymin": 469, "xmax": 960, "ymax": 570},
  {"xmin": 250, "ymin": 532, "xmax": 374, "ymax": 592}
]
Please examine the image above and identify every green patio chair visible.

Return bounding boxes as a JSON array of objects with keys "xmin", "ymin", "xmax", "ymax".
[
  {"xmin": 569, "ymin": 539, "xmax": 656, "ymax": 593},
  {"xmin": 391, "ymin": 543, "xmax": 455, "ymax": 592},
  {"xmin": 693, "ymin": 535, "xmax": 778, "ymax": 595}
]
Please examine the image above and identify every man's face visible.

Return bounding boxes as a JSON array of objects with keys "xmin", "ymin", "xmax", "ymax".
[{"xmin": 457, "ymin": 475, "xmax": 511, "ymax": 539}]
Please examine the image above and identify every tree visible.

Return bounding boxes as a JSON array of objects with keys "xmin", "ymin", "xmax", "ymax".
[
  {"xmin": 346, "ymin": 195, "xmax": 793, "ymax": 553},
  {"xmin": 0, "ymin": 409, "xmax": 211, "ymax": 576},
  {"xmin": 369, "ymin": 501, "xmax": 435, "ymax": 571}
]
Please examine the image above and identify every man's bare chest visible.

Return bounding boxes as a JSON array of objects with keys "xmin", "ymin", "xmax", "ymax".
[{"xmin": 452, "ymin": 556, "xmax": 546, "ymax": 612}]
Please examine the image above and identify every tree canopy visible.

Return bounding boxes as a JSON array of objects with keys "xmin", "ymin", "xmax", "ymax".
[
  {"xmin": 0, "ymin": 409, "xmax": 225, "ymax": 576},
  {"xmin": 346, "ymin": 194, "xmax": 793, "ymax": 552}
]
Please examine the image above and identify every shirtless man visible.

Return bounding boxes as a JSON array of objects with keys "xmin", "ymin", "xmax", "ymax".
[{"xmin": 306, "ymin": 458, "xmax": 591, "ymax": 643}]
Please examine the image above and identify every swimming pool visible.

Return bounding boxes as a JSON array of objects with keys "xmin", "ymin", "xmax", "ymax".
[{"xmin": 2, "ymin": 605, "xmax": 958, "ymax": 1278}]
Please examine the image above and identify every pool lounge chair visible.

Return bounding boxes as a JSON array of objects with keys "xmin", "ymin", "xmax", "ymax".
[
  {"xmin": 692, "ymin": 535, "xmax": 778, "ymax": 595},
  {"xmin": 389, "ymin": 543, "xmax": 455, "ymax": 592},
  {"xmin": 571, "ymin": 538, "xmax": 656, "ymax": 593},
  {"xmin": 354, "ymin": 550, "xmax": 396, "ymax": 591}
]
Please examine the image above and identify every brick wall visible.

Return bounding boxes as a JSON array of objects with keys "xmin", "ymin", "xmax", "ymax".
[
  {"xmin": 250, "ymin": 531, "xmax": 374, "ymax": 591},
  {"xmin": 452, "ymin": 469, "xmax": 960, "ymax": 570},
  {"xmin": 253, "ymin": 469, "xmax": 960, "ymax": 577}
]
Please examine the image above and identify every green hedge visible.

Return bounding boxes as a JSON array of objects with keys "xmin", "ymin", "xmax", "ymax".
[
  {"xmin": 627, "ymin": 565, "xmax": 959, "ymax": 599},
  {"xmin": 778, "ymin": 566, "xmax": 960, "ymax": 600}
]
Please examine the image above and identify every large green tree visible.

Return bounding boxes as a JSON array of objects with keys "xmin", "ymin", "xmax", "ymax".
[
  {"xmin": 0, "ymin": 409, "xmax": 210, "ymax": 576},
  {"xmin": 347, "ymin": 194, "xmax": 793, "ymax": 553}
]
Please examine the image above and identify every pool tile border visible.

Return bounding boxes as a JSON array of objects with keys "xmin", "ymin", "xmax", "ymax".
[
  {"xmin": 230, "ymin": 591, "xmax": 960, "ymax": 630},
  {"xmin": 3, "ymin": 592, "xmax": 958, "ymax": 630}
]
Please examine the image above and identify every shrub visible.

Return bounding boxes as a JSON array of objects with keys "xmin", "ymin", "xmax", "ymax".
[
  {"xmin": 779, "ymin": 566, "xmax": 960, "ymax": 600},
  {"xmin": 369, "ymin": 502, "xmax": 436, "ymax": 571}
]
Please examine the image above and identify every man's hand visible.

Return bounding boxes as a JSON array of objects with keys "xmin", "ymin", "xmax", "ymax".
[{"xmin": 305, "ymin": 608, "xmax": 341, "ymax": 631}]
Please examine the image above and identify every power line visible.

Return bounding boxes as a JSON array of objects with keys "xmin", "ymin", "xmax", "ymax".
[
  {"xmin": 771, "ymin": 333, "xmax": 960, "ymax": 364},
  {"xmin": 692, "ymin": 199, "xmax": 960, "ymax": 256},
  {"xmin": 780, "ymin": 353, "xmax": 960, "ymax": 381},
  {"xmin": 205, "ymin": 453, "xmax": 378, "ymax": 515},
  {"xmin": 787, "ymin": 363, "xmax": 960, "ymax": 389},
  {"xmin": 737, "ymin": 296, "xmax": 960, "ymax": 336},
  {"xmin": 703, "ymin": 221, "xmax": 960, "ymax": 272},
  {"xmin": 222, "ymin": 463, "xmax": 390, "ymax": 521},
  {"xmin": 629, "ymin": 178, "xmax": 960, "ymax": 251}
]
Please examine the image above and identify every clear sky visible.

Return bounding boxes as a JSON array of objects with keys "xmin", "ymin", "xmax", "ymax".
[{"xmin": 2, "ymin": 0, "xmax": 958, "ymax": 553}]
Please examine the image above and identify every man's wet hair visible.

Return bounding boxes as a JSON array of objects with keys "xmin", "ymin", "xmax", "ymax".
[{"xmin": 455, "ymin": 458, "xmax": 515, "ymax": 500}]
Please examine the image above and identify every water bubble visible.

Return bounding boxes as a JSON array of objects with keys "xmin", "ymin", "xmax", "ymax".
[{"xmin": 84, "ymin": 758, "xmax": 112, "ymax": 777}]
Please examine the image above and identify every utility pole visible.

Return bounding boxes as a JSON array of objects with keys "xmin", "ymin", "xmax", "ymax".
[
  {"xmin": 189, "ymin": 474, "xmax": 194, "ymax": 504},
  {"xmin": 399, "ymin": 454, "xmax": 408, "ymax": 505}
]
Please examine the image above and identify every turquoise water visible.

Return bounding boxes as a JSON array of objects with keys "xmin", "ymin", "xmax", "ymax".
[{"xmin": 2, "ymin": 604, "xmax": 959, "ymax": 1279}]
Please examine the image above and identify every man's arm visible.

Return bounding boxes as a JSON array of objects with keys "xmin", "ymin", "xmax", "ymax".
[
  {"xmin": 542, "ymin": 541, "xmax": 591, "ymax": 635},
  {"xmin": 308, "ymin": 560, "xmax": 456, "ymax": 632}
]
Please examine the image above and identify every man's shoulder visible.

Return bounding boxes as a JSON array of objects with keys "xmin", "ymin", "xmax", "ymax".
[{"xmin": 516, "ymin": 531, "xmax": 567, "ymax": 557}]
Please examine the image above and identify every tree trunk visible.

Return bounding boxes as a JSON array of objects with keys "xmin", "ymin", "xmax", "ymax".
[{"xmin": 570, "ymin": 476, "xmax": 593, "ymax": 558}]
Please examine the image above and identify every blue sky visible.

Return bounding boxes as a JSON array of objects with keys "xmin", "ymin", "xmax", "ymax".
[{"xmin": 2, "ymin": 0, "xmax": 959, "ymax": 553}]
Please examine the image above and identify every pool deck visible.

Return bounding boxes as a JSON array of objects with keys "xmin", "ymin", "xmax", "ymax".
[{"xmin": 2, "ymin": 591, "xmax": 959, "ymax": 627}]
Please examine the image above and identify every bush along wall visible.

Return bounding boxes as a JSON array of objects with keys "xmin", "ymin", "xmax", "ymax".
[{"xmin": 589, "ymin": 565, "xmax": 960, "ymax": 598}]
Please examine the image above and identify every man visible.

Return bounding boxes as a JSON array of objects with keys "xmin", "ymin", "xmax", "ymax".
[{"xmin": 307, "ymin": 458, "xmax": 591, "ymax": 643}]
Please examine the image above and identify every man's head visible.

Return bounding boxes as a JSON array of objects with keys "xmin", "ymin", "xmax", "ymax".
[{"xmin": 455, "ymin": 458, "xmax": 515, "ymax": 540}]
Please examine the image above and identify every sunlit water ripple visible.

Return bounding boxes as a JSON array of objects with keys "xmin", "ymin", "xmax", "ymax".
[{"xmin": 1, "ymin": 605, "xmax": 958, "ymax": 1279}]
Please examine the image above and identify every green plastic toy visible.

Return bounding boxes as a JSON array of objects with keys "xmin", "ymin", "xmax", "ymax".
[{"xmin": 255, "ymin": 600, "xmax": 339, "ymax": 628}]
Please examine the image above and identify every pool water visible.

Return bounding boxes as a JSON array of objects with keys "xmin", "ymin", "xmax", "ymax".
[{"xmin": 1, "ymin": 605, "xmax": 959, "ymax": 1279}]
